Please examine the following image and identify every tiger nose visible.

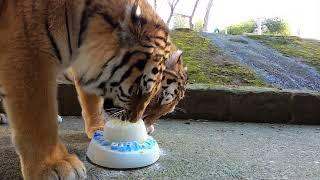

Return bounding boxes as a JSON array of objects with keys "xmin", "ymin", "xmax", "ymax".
[
  {"xmin": 129, "ymin": 110, "xmax": 142, "ymax": 123},
  {"xmin": 143, "ymin": 81, "xmax": 154, "ymax": 94}
]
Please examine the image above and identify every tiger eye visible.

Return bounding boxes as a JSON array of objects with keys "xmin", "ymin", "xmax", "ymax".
[
  {"xmin": 167, "ymin": 79, "xmax": 176, "ymax": 84},
  {"xmin": 152, "ymin": 67, "xmax": 159, "ymax": 74}
]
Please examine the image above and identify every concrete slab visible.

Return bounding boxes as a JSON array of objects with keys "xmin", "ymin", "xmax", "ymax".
[{"xmin": 0, "ymin": 117, "xmax": 320, "ymax": 179}]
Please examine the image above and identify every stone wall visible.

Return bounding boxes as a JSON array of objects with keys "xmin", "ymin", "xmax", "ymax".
[
  {"xmin": 166, "ymin": 85, "xmax": 320, "ymax": 125},
  {"xmin": 1, "ymin": 84, "xmax": 319, "ymax": 124}
]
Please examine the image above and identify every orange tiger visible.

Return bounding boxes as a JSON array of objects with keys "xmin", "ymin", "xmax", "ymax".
[
  {"xmin": 61, "ymin": 47, "xmax": 188, "ymax": 136},
  {"xmin": 0, "ymin": 0, "xmax": 176, "ymax": 179},
  {"xmin": 144, "ymin": 48, "xmax": 188, "ymax": 133}
]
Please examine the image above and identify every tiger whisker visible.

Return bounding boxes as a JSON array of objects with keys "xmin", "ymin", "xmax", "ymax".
[
  {"xmin": 104, "ymin": 108, "xmax": 121, "ymax": 111},
  {"xmin": 111, "ymin": 109, "xmax": 125, "ymax": 117}
]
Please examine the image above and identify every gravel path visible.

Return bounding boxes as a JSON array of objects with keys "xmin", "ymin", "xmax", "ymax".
[{"xmin": 205, "ymin": 33, "xmax": 320, "ymax": 91}]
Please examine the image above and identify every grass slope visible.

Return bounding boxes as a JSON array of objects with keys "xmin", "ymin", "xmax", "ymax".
[
  {"xmin": 249, "ymin": 35, "xmax": 320, "ymax": 72},
  {"xmin": 171, "ymin": 30, "xmax": 265, "ymax": 86}
]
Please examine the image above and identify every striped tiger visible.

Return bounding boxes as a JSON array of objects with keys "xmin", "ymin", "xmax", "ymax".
[
  {"xmin": 0, "ymin": 0, "xmax": 176, "ymax": 179},
  {"xmin": 70, "ymin": 46, "xmax": 188, "ymax": 135},
  {"xmin": 144, "ymin": 48, "xmax": 188, "ymax": 133}
]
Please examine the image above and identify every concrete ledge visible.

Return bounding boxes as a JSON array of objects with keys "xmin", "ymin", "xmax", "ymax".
[
  {"xmin": 166, "ymin": 85, "xmax": 320, "ymax": 125},
  {"xmin": 0, "ymin": 84, "xmax": 319, "ymax": 125}
]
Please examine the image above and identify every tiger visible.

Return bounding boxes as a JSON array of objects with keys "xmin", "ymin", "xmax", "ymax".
[
  {"xmin": 0, "ymin": 0, "xmax": 177, "ymax": 179},
  {"xmin": 58, "ymin": 45, "xmax": 187, "ymax": 135},
  {"xmin": 0, "ymin": 47, "xmax": 188, "ymax": 134},
  {"xmin": 143, "ymin": 47, "xmax": 188, "ymax": 133}
]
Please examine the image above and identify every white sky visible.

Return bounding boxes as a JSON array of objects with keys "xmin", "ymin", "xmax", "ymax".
[{"xmin": 148, "ymin": 0, "xmax": 320, "ymax": 40}]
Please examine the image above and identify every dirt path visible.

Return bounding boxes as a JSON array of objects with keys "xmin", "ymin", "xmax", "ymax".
[{"xmin": 205, "ymin": 33, "xmax": 320, "ymax": 91}]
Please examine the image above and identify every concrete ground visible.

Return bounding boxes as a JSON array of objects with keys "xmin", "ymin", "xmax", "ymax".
[{"xmin": 1, "ymin": 117, "xmax": 320, "ymax": 179}]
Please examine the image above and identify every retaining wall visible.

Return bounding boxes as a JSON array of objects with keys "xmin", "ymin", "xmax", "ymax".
[{"xmin": 1, "ymin": 84, "xmax": 319, "ymax": 125}]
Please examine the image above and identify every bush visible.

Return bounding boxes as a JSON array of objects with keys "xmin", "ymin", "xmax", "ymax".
[
  {"xmin": 262, "ymin": 17, "xmax": 290, "ymax": 35},
  {"xmin": 226, "ymin": 20, "xmax": 257, "ymax": 35},
  {"xmin": 193, "ymin": 20, "xmax": 204, "ymax": 32}
]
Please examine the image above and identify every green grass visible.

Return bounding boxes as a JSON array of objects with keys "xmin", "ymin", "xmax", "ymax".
[
  {"xmin": 249, "ymin": 35, "xmax": 320, "ymax": 72},
  {"xmin": 171, "ymin": 30, "xmax": 265, "ymax": 86}
]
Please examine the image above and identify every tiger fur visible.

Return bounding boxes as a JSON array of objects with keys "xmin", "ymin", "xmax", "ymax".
[
  {"xmin": 0, "ymin": 0, "xmax": 177, "ymax": 179},
  {"xmin": 63, "ymin": 47, "xmax": 187, "ymax": 135},
  {"xmin": 144, "ymin": 47, "xmax": 188, "ymax": 129}
]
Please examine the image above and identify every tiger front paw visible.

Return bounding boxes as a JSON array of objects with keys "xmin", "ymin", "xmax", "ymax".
[
  {"xmin": 86, "ymin": 125, "xmax": 104, "ymax": 139},
  {"xmin": 22, "ymin": 144, "xmax": 86, "ymax": 180},
  {"xmin": 39, "ymin": 154, "xmax": 86, "ymax": 180},
  {"xmin": 0, "ymin": 113, "xmax": 8, "ymax": 124},
  {"xmin": 146, "ymin": 125, "xmax": 155, "ymax": 135}
]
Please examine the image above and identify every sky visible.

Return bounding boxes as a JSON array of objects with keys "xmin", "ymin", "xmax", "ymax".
[{"xmin": 148, "ymin": 0, "xmax": 320, "ymax": 40}]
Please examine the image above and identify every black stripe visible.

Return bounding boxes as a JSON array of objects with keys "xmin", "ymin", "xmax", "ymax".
[
  {"xmin": 116, "ymin": 58, "xmax": 147, "ymax": 86},
  {"xmin": 45, "ymin": 14, "xmax": 62, "ymax": 62},
  {"xmin": 99, "ymin": 12, "xmax": 120, "ymax": 28},
  {"xmin": 63, "ymin": 73, "xmax": 73, "ymax": 83},
  {"xmin": 102, "ymin": 55, "xmax": 116, "ymax": 68},
  {"xmin": 138, "ymin": 17, "xmax": 148, "ymax": 27},
  {"xmin": 167, "ymin": 79, "xmax": 176, "ymax": 84},
  {"xmin": 106, "ymin": 55, "xmax": 147, "ymax": 98},
  {"xmin": 128, "ymin": 85, "xmax": 135, "ymax": 95},
  {"xmin": 84, "ymin": 71, "xmax": 103, "ymax": 86},
  {"xmin": 78, "ymin": 0, "xmax": 91, "ymax": 47},
  {"xmin": 141, "ymin": 44, "xmax": 155, "ymax": 49},
  {"xmin": 0, "ymin": 92, "xmax": 5, "ymax": 99},
  {"xmin": 119, "ymin": 86, "xmax": 130, "ymax": 99},
  {"xmin": 106, "ymin": 51, "xmax": 138, "ymax": 82},
  {"xmin": 83, "ymin": 55, "xmax": 115, "ymax": 86},
  {"xmin": 153, "ymin": 36, "xmax": 167, "ymax": 42},
  {"xmin": 147, "ymin": 79, "xmax": 156, "ymax": 82},
  {"xmin": 155, "ymin": 24, "xmax": 169, "ymax": 35},
  {"xmin": 155, "ymin": 41, "xmax": 165, "ymax": 49},
  {"xmin": 98, "ymin": 82, "xmax": 106, "ymax": 90},
  {"xmin": 110, "ymin": 82, "xmax": 119, "ymax": 87},
  {"xmin": 135, "ymin": 59, "xmax": 147, "ymax": 71},
  {"xmin": 65, "ymin": 3, "xmax": 72, "ymax": 56},
  {"xmin": 117, "ymin": 94, "xmax": 130, "ymax": 103},
  {"xmin": 135, "ymin": 75, "xmax": 142, "ymax": 83}
]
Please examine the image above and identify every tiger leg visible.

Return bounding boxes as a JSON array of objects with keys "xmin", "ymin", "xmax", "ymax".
[
  {"xmin": 0, "ymin": 57, "xmax": 86, "ymax": 179},
  {"xmin": 73, "ymin": 77, "xmax": 105, "ymax": 139}
]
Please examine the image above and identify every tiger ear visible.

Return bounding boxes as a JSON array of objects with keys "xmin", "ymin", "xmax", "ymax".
[
  {"xmin": 131, "ymin": 0, "xmax": 142, "ymax": 20},
  {"xmin": 166, "ymin": 50, "xmax": 183, "ymax": 69}
]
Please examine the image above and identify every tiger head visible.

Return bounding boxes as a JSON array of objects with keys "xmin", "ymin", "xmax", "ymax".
[
  {"xmin": 71, "ymin": 0, "xmax": 171, "ymax": 122},
  {"xmin": 143, "ymin": 49, "xmax": 188, "ymax": 127}
]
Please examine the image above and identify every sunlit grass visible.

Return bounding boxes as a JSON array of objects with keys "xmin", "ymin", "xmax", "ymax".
[
  {"xmin": 249, "ymin": 35, "xmax": 320, "ymax": 72},
  {"xmin": 171, "ymin": 30, "xmax": 265, "ymax": 86}
]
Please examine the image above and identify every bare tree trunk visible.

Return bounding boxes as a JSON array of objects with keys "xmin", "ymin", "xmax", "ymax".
[
  {"xmin": 167, "ymin": 0, "xmax": 180, "ymax": 25},
  {"xmin": 153, "ymin": 0, "xmax": 157, "ymax": 11},
  {"xmin": 203, "ymin": 0, "xmax": 214, "ymax": 32},
  {"xmin": 189, "ymin": 0, "xmax": 200, "ymax": 29}
]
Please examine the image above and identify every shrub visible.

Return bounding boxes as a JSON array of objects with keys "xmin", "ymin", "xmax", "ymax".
[
  {"xmin": 193, "ymin": 20, "xmax": 204, "ymax": 32},
  {"xmin": 226, "ymin": 20, "xmax": 257, "ymax": 35},
  {"xmin": 262, "ymin": 17, "xmax": 290, "ymax": 35}
]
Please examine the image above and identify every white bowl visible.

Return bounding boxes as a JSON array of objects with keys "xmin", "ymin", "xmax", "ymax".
[{"xmin": 86, "ymin": 118, "xmax": 160, "ymax": 169}]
